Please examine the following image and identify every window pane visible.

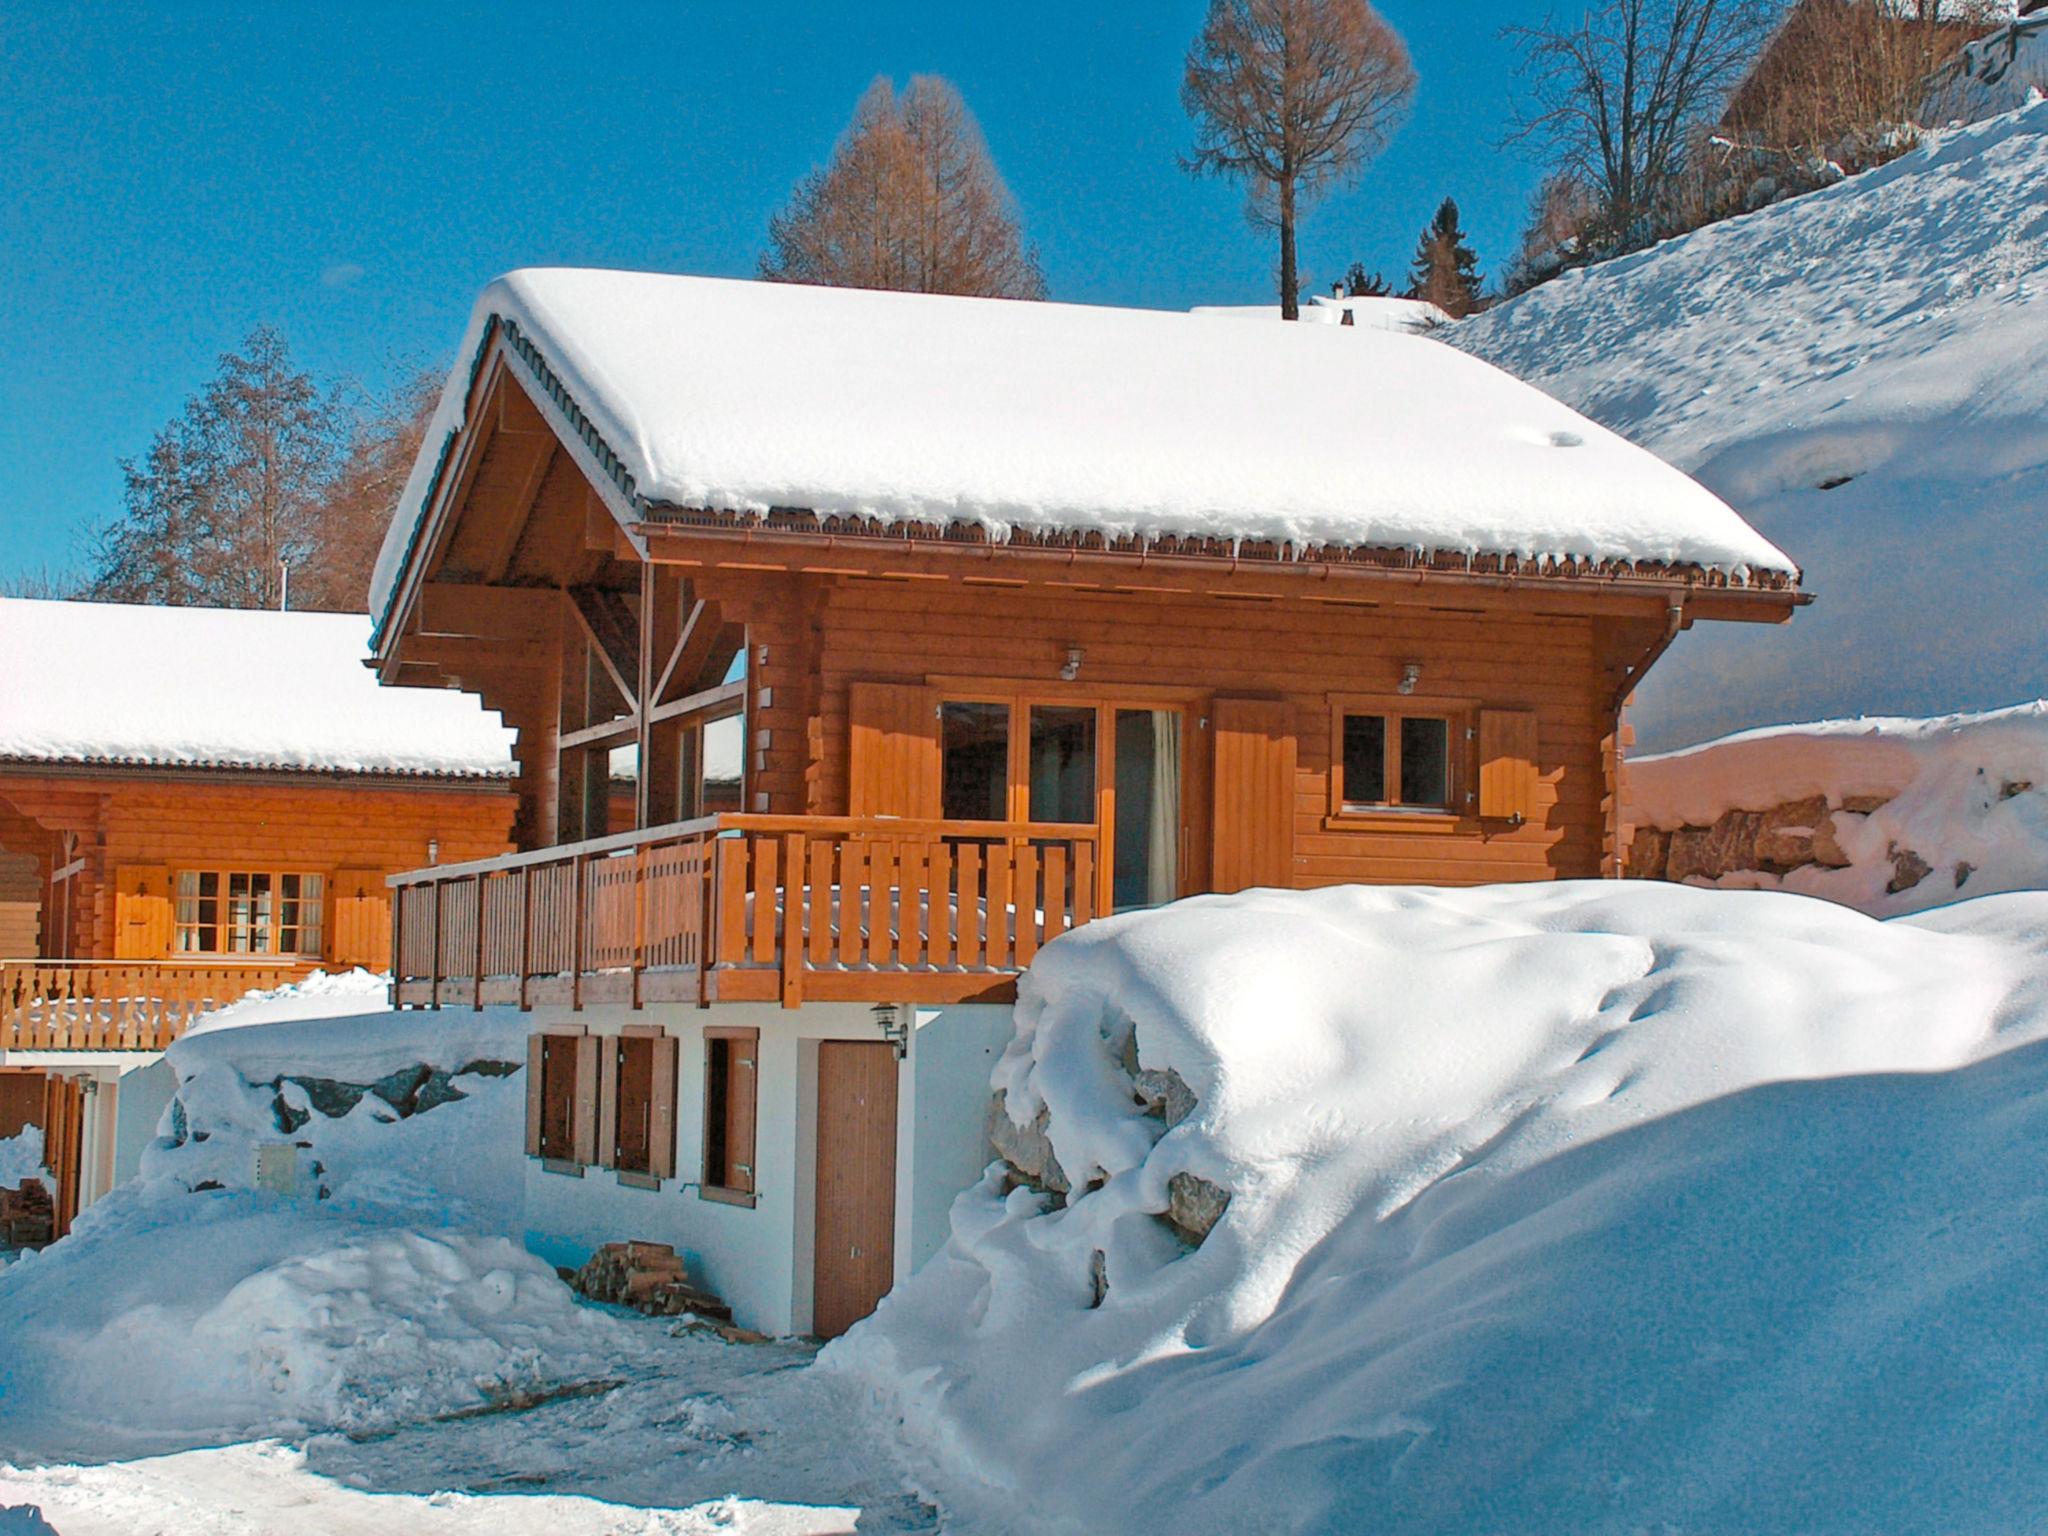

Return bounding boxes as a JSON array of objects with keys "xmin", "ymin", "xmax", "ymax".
[
  {"xmin": 1343, "ymin": 715, "xmax": 1387, "ymax": 806},
  {"xmin": 700, "ymin": 714, "xmax": 744, "ymax": 814},
  {"xmin": 1114, "ymin": 710, "xmax": 1181, "ymax": 911},
  {"xmin": 1029, "ymin": 706, "xmax": 1095, "ymax": 825},
  {"xmin": 941, "ymin": 702, "xmax": 1010, "ymax": 822},
  {"xmin": 1401, "ymin": 717, "xmax": 1450, "ymax": 808}
]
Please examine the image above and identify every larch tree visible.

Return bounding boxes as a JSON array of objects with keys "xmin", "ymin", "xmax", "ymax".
[
  {"xmin": 1182, "ymin": 0, "xmax": 1416, "ymax": 320},
  {"xmin": 760, "ymin": 75, "xmax": 1046, "ymax": 299},
  {"xmin": 294, "ymin": 368, "xmax": 440, "ymax": 612},
  {"xmin": 1407, "ymin": 198, "xmax": 1484, "ymax": 316},
  {"xmin": 1504, "ymin": 0, "xmax": 1778, "ymax": 245},
  {"xmin": 90, "ymin": 326, "xmax": 349, "ymax": 609}
]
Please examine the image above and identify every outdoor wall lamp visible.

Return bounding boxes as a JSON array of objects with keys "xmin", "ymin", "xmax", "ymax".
[
  {"xmin": 427, "ymin": 838, "xmax": 441, "ymax": 866},
  {"xmin": 871, "ymin": 1002, "xmax": 911, "ymax": 1060},
  {"xmin": 1060, "ymin": 646, "xmax": 1084, "ymax": 682},
  {"xmin": 1398, "ymin": 663, "xmax": 1422, "ymax": 695}
]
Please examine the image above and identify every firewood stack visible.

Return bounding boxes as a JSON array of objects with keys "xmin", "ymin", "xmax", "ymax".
[
  {"xmin": 571, "ymin": 1241, "xmax": 732, "ymax": 1321},
  {"xmin": 0, "ymin": 1180, "xmax": 55, "ymax": 1249}
]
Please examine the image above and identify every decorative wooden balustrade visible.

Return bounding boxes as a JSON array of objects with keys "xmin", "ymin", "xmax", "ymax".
[
  {"xmin": 389, "ymin": 814, "xmax": 1101, "ymax": 1010},
  {"xmin": 1, "ymin": 960, "xmax": 318, "ymax": 1052}
]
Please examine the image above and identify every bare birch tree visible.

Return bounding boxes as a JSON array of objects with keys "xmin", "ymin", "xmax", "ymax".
[
  {"xmin": 1182, "ymin": 0, "xmax": 1416, "ymax": 319},
  {"xmin": 1505, "ymin": 0, "xmax": 1778, "ymax": 244},
  {"xmin": 760, "ymin": 75, "xmax": 1046, "ymax": 299}
]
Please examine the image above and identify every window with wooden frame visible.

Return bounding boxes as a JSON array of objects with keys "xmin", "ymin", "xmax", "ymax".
[
  {"xmin": 525, "ymin": 1029, "xmax": 598, "ymax": 1171},
  {"xmin": 1328, "ymin": 697, "xmax": 1471, "ymax": 820},
  {"xmin": 701, "ymin": 1026, "xmax": 758, "ymax": 1206},
  {"xmin": 174, "ymin": 869, "xmax": 325, "ymax": 956},
  {"xmin": 601, "ymin": 1028, "xmax": 678, "ymax": 1187}
]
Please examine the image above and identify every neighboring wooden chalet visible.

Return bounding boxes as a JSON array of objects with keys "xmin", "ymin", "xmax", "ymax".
[
  {"xmin": 369, "ymin": 269, "xmax": 1805, "ymax": 1335},
  {"xmin": 0, "ymin": 597, "xmax": 516, "ymax": 1230}
]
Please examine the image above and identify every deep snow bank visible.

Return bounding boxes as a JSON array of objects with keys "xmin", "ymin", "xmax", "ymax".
[
  {"xmin": 0, "ymin": 1129, "xmax": 46, "ymax": 1195},
  {"xmin": 1454, "ymin": 101, "xmax": 2048, "ymax": 750},
  {"xmin": 0, "ymin": 987, "xmax": 573, "ymax": 1462},
  {"xmin": 1628, "ymin": 700, "xmax": 2048, "ymax": 914},
  {"xmin": 836, "ymin": 883, "xmax": 2048, "ymax": 1534}
]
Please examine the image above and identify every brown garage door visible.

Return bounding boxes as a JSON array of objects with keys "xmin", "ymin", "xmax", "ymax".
[{"xmin": 812, "ymin": 1040, "xmax": 899, "ymax": 1339}]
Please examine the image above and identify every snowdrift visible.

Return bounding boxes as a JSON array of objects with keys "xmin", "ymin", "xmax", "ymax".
[
  {"xmin": 0, "ymin": 984, "xmax": 587, "ymax": 1462},
  {"xmin": 836, "ymin": 883, "xmax": 2048, "ymax": 1534},
  {"xmin": 1628, "ymin": 700, "xmax": 2048, "ymax": 914},
  {"xmin": 1454, "ymin": 100, "xmax": 2048, "ymax": 750}
]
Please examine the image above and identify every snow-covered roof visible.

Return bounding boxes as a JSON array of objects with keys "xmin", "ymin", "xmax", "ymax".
[
  {"xmin": 371, "ymin": 270, "xmax": 1796, "ymax": 630},
  {"xmin": 0, "ymin": 598, "xmax": 516, "ymax": 779}
]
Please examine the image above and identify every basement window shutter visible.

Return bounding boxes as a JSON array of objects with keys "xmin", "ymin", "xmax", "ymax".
[
  {"xmin": 702, "ymin": 1027, "xmax": 759, "ymax": 1200},
  {"xmin": 650, "ymin": 1033, "xmax": 680, "ymax": 1181},
  {"xmin": 1209, "ymin": 698, "xmax": 1297, "ymax": 894},
  {"xmin": 572, "ymin": 1034, "xmax": 601, "ymax": 1167},
  {"xmin": 113, "ymin": 866, "xmax": 173, "ymax": 960},
  {"xmin": 524, "ymin": 1033, "xmax": 545, "ymax": 1159},
  {"xmin": 1477, "ymin": 710, "xmax": 1540, "ymax": 823},
  {"xmin": 848, "ymin": 682, "xmax": 941, "ymax": 819}
]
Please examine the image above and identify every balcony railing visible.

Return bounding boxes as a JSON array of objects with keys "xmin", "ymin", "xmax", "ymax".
[
  {"xmin": 1, "ymin": 960, "xmax": 319, "ymax": 1052},
  {"xmin": 389, "ymin": 814, "xmax": 1102, "ymax": 1010}
]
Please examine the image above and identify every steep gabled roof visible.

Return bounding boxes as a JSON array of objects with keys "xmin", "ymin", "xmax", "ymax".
[
  {"xmin": 0, "ymin": 598, "xmax": 515, "ymax": 779},
  {"xmin": 371, "ymin": 269, "xmax": 1798, "ymax": 634}
]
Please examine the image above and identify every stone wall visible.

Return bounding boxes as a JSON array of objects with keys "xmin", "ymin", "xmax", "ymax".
[{"xmin": 1625, "ymin": 791, "xmax": 1936, "ymax": 896}]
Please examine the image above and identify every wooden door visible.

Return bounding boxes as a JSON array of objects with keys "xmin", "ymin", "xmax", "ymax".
[
  {"xmin": 812, "ymin": 1040, "xmax": 899, "ymax": 1338},
  {"xmin": 43, "ymin": 1074, "xmax": 84, "ymax": 1238}
]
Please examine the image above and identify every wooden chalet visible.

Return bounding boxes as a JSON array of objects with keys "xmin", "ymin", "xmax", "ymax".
[
  {"xmin": 0, "ymin": 597, "xmax": 515, "ymax": 1232},
  {"xmin": 368, "ymin": 268, "xmax": 1805, "ymax": 1334}
]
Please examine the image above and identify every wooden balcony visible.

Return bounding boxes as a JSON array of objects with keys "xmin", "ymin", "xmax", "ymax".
[
  {"xmin": 1, "ymin": 960, "xmax": 318, "ymax": 1052},
  {"xmin": 390, "ymin": 814, "xmax": 1102, "ymax": 1010}
]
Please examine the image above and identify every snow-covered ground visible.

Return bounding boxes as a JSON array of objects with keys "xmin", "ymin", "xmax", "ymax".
[
  {"xmin": 1455, "ymin": 99, "xmax": 2048, "ymax": 750},
  {"xmin": 839, "ymin": 882, "xmax": 2048, "ymax": 1533},
  {"xmin": 15, "ymin": 882, "xmax": 2048, "ymax": 1531},
  {"xmin": 0, "ymin": 982, "xmax": 938, "ymax": 1534}
]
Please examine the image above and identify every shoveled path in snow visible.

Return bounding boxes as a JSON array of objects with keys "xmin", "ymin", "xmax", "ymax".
[{"xmin": 1, "ymin": 1315, "xmax": 939, "ymax": 1535}]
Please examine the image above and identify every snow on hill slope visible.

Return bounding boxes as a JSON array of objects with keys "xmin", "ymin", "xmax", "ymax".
[
  {"xmin": 1454, "ymin": 101, "xmax": 2048, "ymax": 751},
  {"xmin": 837, "ymin": 882, "xmax": 2048, "ymax": 1534}
]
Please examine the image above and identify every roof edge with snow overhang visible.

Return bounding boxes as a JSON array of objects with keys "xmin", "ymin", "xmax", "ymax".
[{"xmin": 370, "ymin": 269, "xmax": 1804, "ymax": 646}]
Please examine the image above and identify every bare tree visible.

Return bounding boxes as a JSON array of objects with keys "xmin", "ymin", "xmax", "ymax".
[
  {"xmin": 89, "ymin": 326, "xmax": 349, "ymax": 609},
  {"xmin": 1726, "ymin": 0, "xmax": 2000, "ymax": 159},
  {"xmin": 1505, "ymin": 0, "xmax": 1778, "ymax": 245},
  {"xmin": 1505, "ymin": 171, "xmax": 1601, "ymax": 291},
  {"xmin": 761, "ymin": 75, "xmax": 1046, "ymax": 299},
  {"xmin": 1183, "ymin": 0, "xmax": 1416, "ymax": 319},
  {"xmin": 0, "ymin": 563, "xmax": 85, "ymax": 600},
  {"xmin": 294, "ymin": 367, "xmax": 439, "ymax": 612}
]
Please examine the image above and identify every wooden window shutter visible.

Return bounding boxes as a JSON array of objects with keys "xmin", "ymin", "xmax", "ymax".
[
  {"xmin": 650, "ymin": 1033, "xmax": 679, "ymax": 1180},
  {"xmin": 524, "ymin": 1033, "xmax": 545, "ymax": 1158},
  {"xmin": 730, "ymin": 1031, "xmax": 758, "ymax": 1195},
  {"xmin": 596, "ymin": 1036, "xmax": 621, "ymax": 1170},
  {"xmin": 848, "ymin": 682, "xmax": 941, "ymax": 818},
  {"xmin": 572, "ymin": 1034, "xmax": 601, "ymax": 1166},
  {"xmin": 1477, "ymin": 709, "xmax": 1539, "ymax": 823},
  {"xmin": 329, "ymin": 868, "xmax": 389, "ymax": 969},
  {"xmin": 1209, "ymin": 698, "xmax": 1297, "ymax": 893},
  {"xmin": 113, "ymin": 866, "xmax": 173, "ymax": 959}
]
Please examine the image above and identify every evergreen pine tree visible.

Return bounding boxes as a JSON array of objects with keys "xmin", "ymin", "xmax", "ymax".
[
  {"xmin": 1341, "ymin": 261, "xmax": 1393, "ymax": 297},
  {"xmin": 1406, "ymin": 197, "xmax": 1484, "ymax": 317}
]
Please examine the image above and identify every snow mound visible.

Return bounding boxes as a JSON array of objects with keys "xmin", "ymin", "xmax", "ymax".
[
  {"xmin": 1454, "ymin": 101, "xmax": 2048, "ymax": 750},
  {"xmin": 1630, "ymin": 699, "xmax": 2048, "ymax": 914},
  {"xmin": 1189, "ymin": 293, "xmax": 1448, "ymax": 333},
  {"xmin": 836, "ymin": 882, "xmax": 2048, "ymax": 1533},
  {"xmin": 0, "ymin": 1190, "xmax": 634, "ymax": 1459},
  {"xmin": 0, "ymin": 597, "xmax": 516, "ymax": 777},
  {"xmin": 371, "ymin": 270, "xmax": 1794, "ymax": 634},
  {"xmin": 0, "ymin": 1129, "xmax": 46, "ymax": 1195},
  {"xmin": 181, "ymin": 965, "xmax": 393, "ymax": 1036}
]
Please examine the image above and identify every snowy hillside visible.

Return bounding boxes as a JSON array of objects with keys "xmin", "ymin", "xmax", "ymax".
[
  {"xmin": 840, "ymin": 883, "xmax": 2048, "ymax": 1533},
  {"xmin": 1455, "ymin": 101, "xmax": 2048, "ymax": 750}
]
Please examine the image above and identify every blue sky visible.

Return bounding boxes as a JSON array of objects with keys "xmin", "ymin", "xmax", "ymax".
[{"xmin": 0, "ymin": 2, "xmax": 1551, "ymax": 591}]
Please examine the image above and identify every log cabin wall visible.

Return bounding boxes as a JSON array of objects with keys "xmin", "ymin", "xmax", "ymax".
[
  {"xmin": 680, "ymin": 570, "xmax": 1644, "ymax": 888},
  {"xmin": 0, "ymin": 773, "xmax": 514, "ymax": 965}
]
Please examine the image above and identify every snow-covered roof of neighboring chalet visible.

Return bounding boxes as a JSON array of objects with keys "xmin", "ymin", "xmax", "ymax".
[
  {"xmin": 1189, "ymin": 293, "xmax": 1450, "ymax": 333},
  {"xmin": 0, "ymin": 598, "xmax": 516, "ymax": 779},
  {"xmin": 370, "ymin": 270, "xmax": 1796, "ymax": 629}
]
